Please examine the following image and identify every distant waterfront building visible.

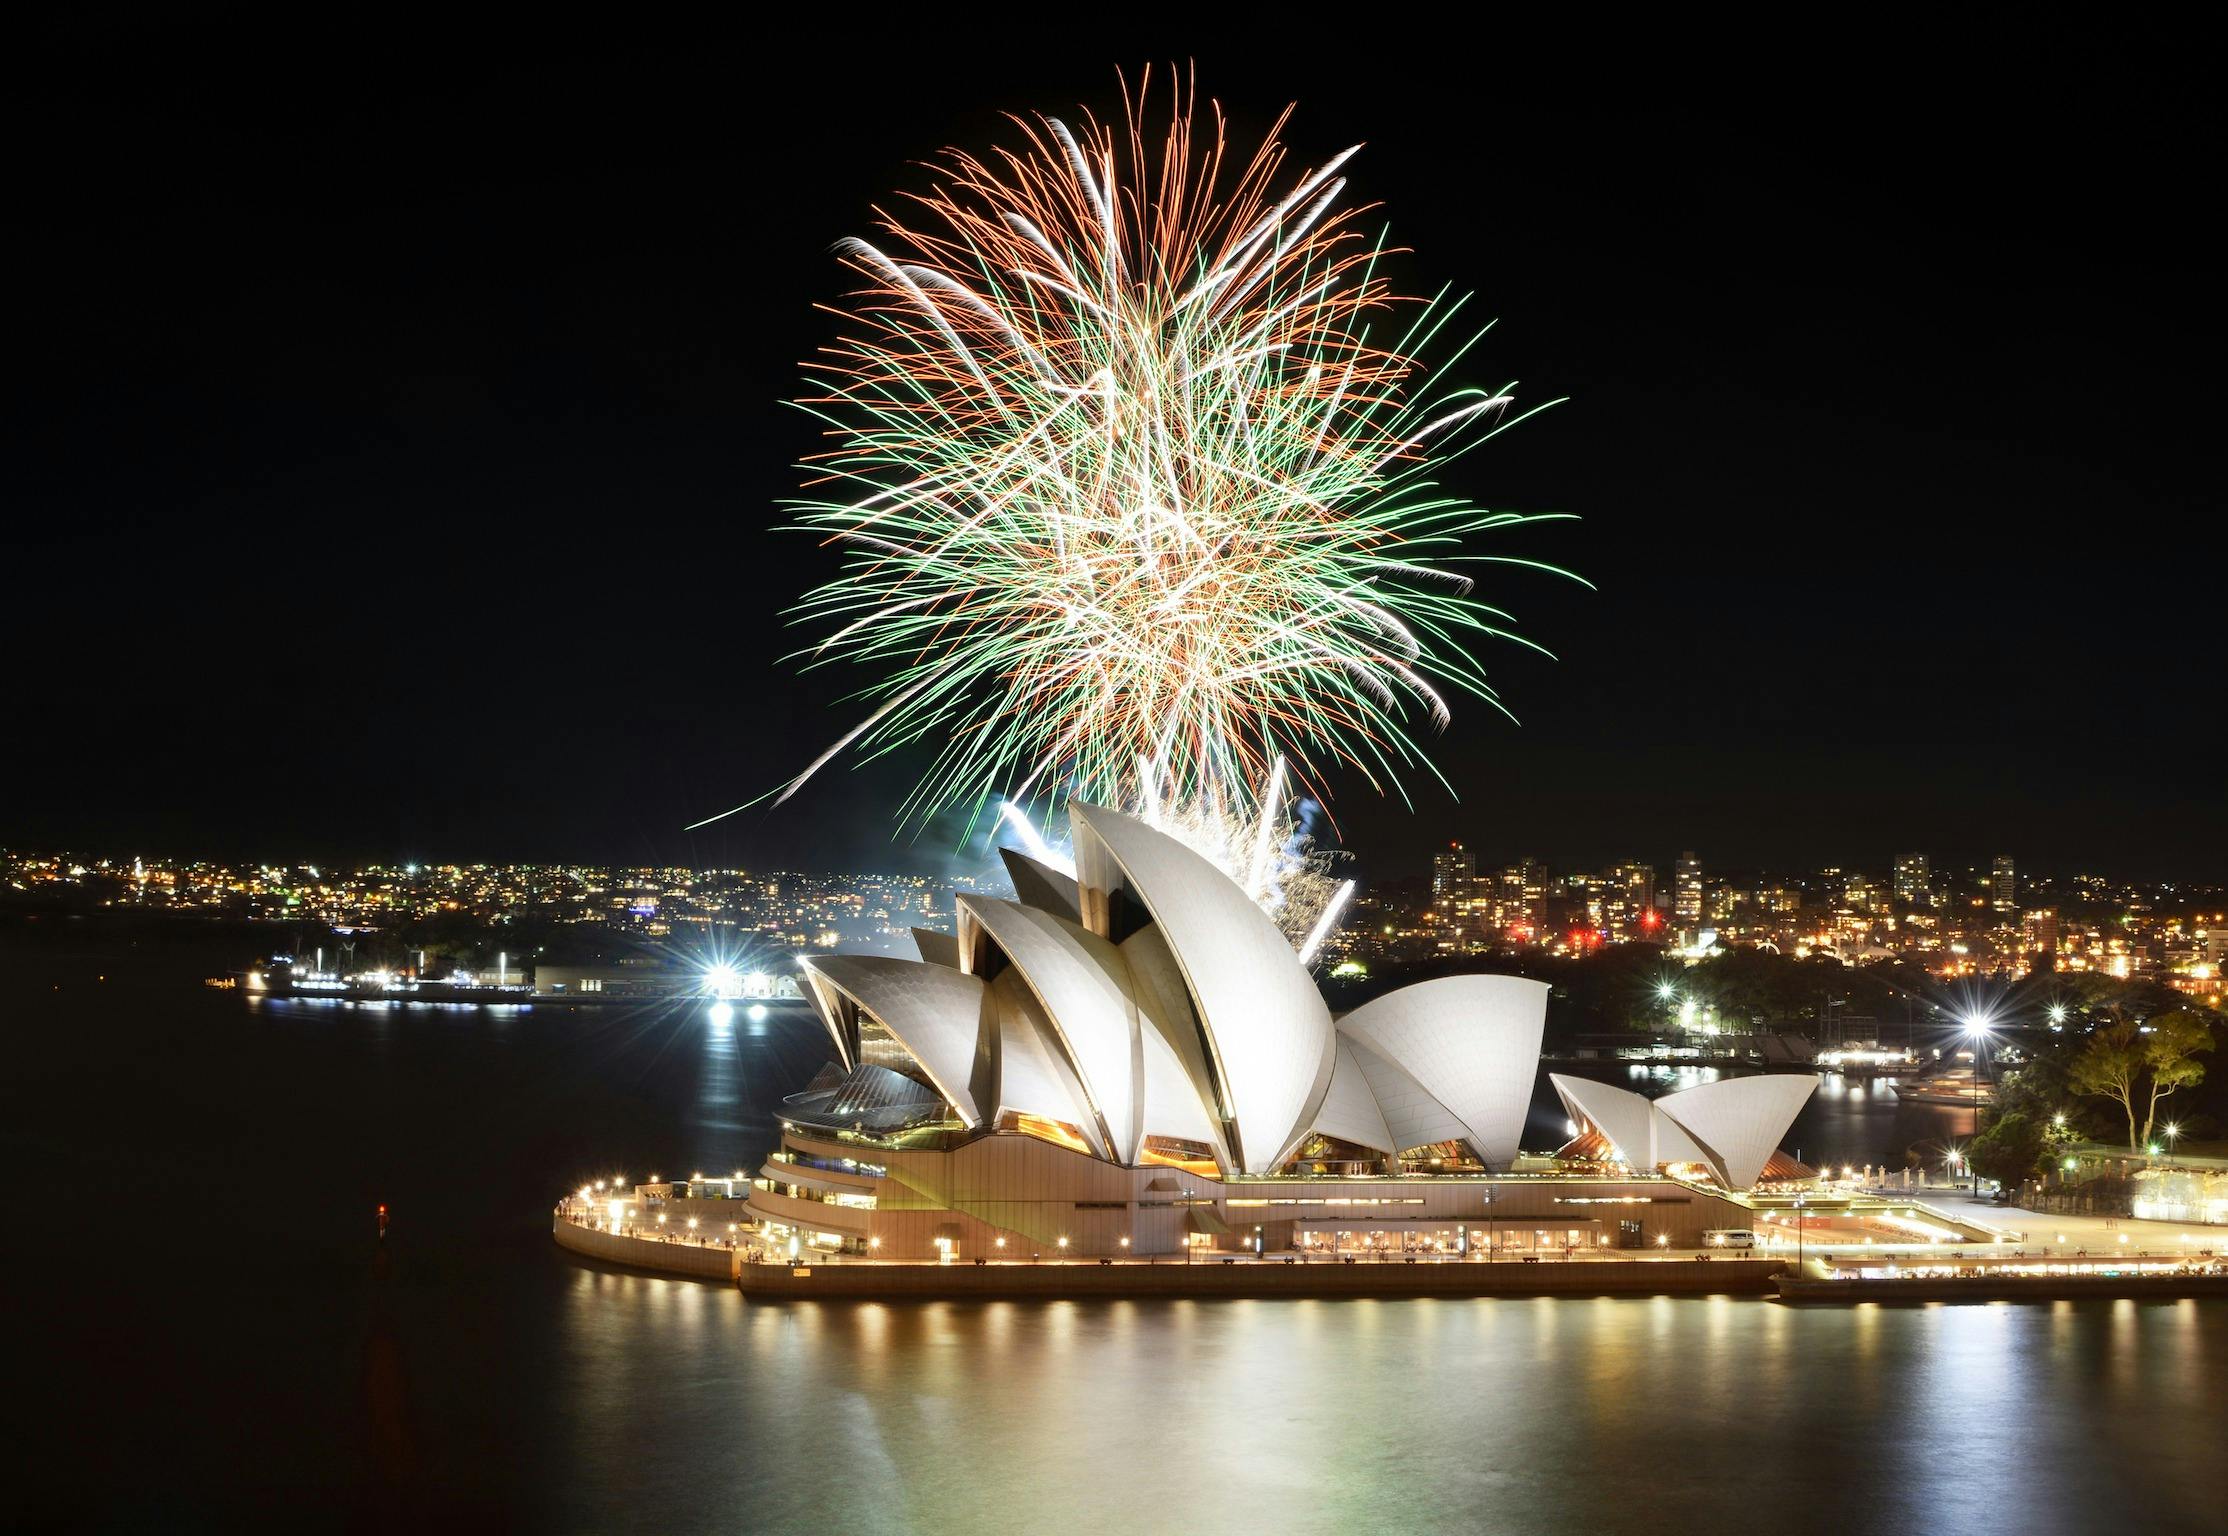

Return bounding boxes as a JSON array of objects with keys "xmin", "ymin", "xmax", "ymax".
[
  {"xmin": 1894, "ymin": 853, "xmax": 1930, "ymax": 906},
  {"xmin": 1492, "ymin": 858, "xmax": 1545, "ymax": 940},
  {"xmin": 1992, "ymin": 855, "xmax": 2017, "ymax": 913},
  {"xmin": 1611, "ymin": 861, "xmax": 1655, "ymax": 916},
  {"xmin": 1843, "ymin": 873, "xmax": 1888, "ymax": 915},
  {"xmin": 1604, "ymin": 861, "xmax": 1658, "ymax": 941},
  {"xmin": 1674, "ymin": 851, "xmax": 1703, "ymax": 938},
  {"xmin": 1431, "ymin": 842, "xmax": 1474, "ymax": 904}
]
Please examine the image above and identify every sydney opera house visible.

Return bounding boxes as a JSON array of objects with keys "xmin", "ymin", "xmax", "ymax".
[{"xmin": 744, "ymin": 803, "xmax": 1819, "ymax": 1261}]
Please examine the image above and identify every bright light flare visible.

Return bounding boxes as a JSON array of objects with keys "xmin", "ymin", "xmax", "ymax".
[
  {"xmin": 1296, "ymin": 879, "xmax": 1356, "ymax": 966},
  {"xmin": 998, "ymin": 801, "xmax": 1075, "ymax": 877}
]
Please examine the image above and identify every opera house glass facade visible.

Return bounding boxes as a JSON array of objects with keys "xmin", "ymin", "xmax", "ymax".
[{"xmin": 746, "ymin": 803, "xmax": 1818, "ymax": 1261}]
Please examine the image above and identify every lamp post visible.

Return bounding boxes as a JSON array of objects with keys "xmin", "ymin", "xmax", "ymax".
[
  {"xmin": 1794, "ymin": 1194, "xmax": 1807, "ymax": 1272},
  {"xmin": 1964, "ymin": 1015, "xmax": 1994, "ymax": 1195}
]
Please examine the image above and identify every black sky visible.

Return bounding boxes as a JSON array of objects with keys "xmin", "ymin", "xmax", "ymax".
[{"xmin": 8, "ymin": 15, "xmax": 2220, "ymax": 882}]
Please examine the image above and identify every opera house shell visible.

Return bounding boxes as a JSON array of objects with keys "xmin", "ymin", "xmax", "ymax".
[{"xmin": 745, "ymin": 802, "xmax": 1819, "ymax": 1260}]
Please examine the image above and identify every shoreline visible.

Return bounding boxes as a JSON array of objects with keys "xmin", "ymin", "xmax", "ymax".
[
  {"xmin": 1777, "ymin": 1272, "xmax": 2228, "ymax": 1303},
  {"xmin": 553, "ymin": 1215, "xmax": 1783, "ymax": 1297},
  {"xmin": 553, "ymin": 1216, "xmax": 2228, "ymax": 1303}
]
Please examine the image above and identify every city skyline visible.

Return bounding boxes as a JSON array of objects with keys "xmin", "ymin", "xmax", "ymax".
[
  {"xmin": 13, "ymin": 838, "xmax": 2221, "ymax": 1006},
  {"xmin": 13, "ymin": 834, "xmax": 2227, "ymax": 899}
]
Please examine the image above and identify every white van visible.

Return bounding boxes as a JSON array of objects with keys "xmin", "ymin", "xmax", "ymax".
[{"xmin": 1703, "ymin": 1229, "xmax": 1758, "ymax": 1249}]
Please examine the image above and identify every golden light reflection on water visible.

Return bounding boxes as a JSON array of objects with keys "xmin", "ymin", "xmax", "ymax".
[{"xmin": 542, "ymin": 1280, "xmax": 2228, "ymax": 1535}]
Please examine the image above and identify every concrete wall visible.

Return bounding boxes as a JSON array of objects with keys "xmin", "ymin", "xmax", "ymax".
[
  {"xmin": 774, "ymin": 1128, "xmax": 1759, "ymax": 1260},
  {"xmin": 736, "ymin": 1256, "xmax": 1786, "ymax": 1301},
  {"xmin": 552, "ymin": 1216, "xmax": 739, "ymax": 1280},
  {"xmin": 1780, "ymin": 1272, "xmax": 2228, "ymax": 1303}
]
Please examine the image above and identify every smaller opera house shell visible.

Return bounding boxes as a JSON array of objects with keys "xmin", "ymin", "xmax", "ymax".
[{"xmin": 747, "ymin": 803, "xmax": 1817, "ymax": 1260}]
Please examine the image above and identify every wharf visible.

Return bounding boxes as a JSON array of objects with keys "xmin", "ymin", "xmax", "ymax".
[
  {"xmin": 1777, "ymin": 1270, "xmax": 2228, "ymax": 1303},
  {"xmin": 555, "ymin": 1213, "xmax": 1784, "ymax": 1297}
]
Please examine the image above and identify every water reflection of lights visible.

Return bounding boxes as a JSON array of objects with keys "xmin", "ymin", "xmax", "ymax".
[{"xmin": 708, "ymin": 1002, "xmax": 734, "ymax": 1027}]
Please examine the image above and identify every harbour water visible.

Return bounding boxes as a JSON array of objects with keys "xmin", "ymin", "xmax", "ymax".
[{"xmin": 6, "ymin": 930, "xmax": 2222, "ymax": 1532}]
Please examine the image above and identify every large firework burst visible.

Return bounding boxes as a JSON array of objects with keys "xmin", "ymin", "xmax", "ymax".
[{"xmin": 736, "ymin": 76, "xmax": 1579, "ymax": 841}]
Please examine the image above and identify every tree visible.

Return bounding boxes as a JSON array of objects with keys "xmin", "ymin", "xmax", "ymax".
[
  {"xmin": 2067, "ymin": 1021, "xmax": 2147, "ymax": 1150},
  {"xmin": 2067, "ymin": 1013, "xmax": 2220, "ymax": 1150},
  {"xmin": 1968, "ymin": 1111, "xmax": 2047, "ymax": 1188},
  {"xmin": 2139, "ymin": 1011, "xmax": 2216, "ymax": 1149}
]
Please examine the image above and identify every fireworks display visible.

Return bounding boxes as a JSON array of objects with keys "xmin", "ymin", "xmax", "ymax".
[{"xmin": 741, "ymin": 75, "xmax": 1579, "ymax": 861}]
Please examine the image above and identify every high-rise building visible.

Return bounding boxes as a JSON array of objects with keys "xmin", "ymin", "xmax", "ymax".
[
  {"xmin": 1490, "ymin": 859, "xmax": 1546, "ymax": 939},
  {"xmin": 1432, "ymin": 842, "xmax": 1474, "ymax": 904},
  {"xmin": 1992, "ymin": 855, "xmax": 2017, "ymax": 913},
  {"xmin": 1611, "ymin": 861, "xmax": 1655, "ymax": 915},
  {"xmin": 1606, "ymin": 861, "xmax": 1658, "ymax": 941},
  {"xmin": 1894, "ymin": 853, "xmax": 1930, "ymax": 906},
  {"xmin": 1517, "ymin": 858, "xmax": 1547, "ymax": 935},
  {"xmin": 1844, "ymin": 874, "xmax": 1885, "ymax": 915},
  {"xmin": 1674, "ymin": 851, "xmax": 1703, "ymax": 936}
]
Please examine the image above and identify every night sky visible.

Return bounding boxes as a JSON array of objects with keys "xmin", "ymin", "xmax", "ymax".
[{"xmin": 10, "ymin": 18, "xmax": 2219, "ymax": 882}]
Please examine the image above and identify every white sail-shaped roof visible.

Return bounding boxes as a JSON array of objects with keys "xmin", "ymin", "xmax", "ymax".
[
  {"xmin": 987, "ymin": 969, "xmax": 1111, "ymax": 1159},
  {"xmin": 1121, "ymin": 925, "xmax": 1235, "ymax": 1169},
  {"xmin": 1656, "ymin": 1075, "xmax": 1820, "ymax": 1191},
  {"xmin": 1552, "ymin": 1071, "xmax": 1818, "ymax": 1190},
  {"xmin": 958, "ymin": 896, "xmax": 1143, "ymax": 1163},
  {"xmin": 799, "ymin": 965, "xmax": 857, "ymax": 1068},
  {"xmin": 1336, "ymin": 976, "xmax": 1548, "ymax": 1169},
  {"xmin": 1652, "ymin": 1109, "xmax": 1715, "ymax": 1168},
  {"xmin": 1070, "ymin": 803, "xmax": 1335, "ymax": 1174},
  {"xmin": 910, "ymin": 928, "xmax": 962, "ymax": 968},
  {"xmin": 999, "ymin": 846, "xmax": 1082, "ymax": 923},
  {"xmin": 1550, "ymin": 1074, "xmax": 1657, "ymax": 1166},
  {"xmin": 797, "ymin": 956, "xmax": 988, "ymax": 1126},
  {"xmin": 1139, "ymin": 1018, "xmax": 1221, "ymax": 1149},
  {"xmin": 1339, "ymin": 1030, "xmax": 1470, "ymax": 1154},
  {"xmin": 1309, "ymin": 1039, "xmax": 1397, "ymax": 1156}
]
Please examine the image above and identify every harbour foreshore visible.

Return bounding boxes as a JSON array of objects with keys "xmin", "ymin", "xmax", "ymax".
[
  {"xmin": 552, "ymin": 1213, "xmax": 1783, "ymax": 1295},
  {"xmin": 553, "ymin": 1214, "xmax": 2228, "ymax": 1302},
  {"xmin": 1779, "ymin": 1270, "xmax": 2228, "ymax": 1302}
]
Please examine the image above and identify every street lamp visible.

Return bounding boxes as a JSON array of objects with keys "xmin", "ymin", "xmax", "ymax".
[
  {"xmin": 1963, "ymin": 1014, "xmax": 1994, "ymax": 1193},
  {"xmin": 1794, "ymin": 1194, "xmax": 1807, "ymax": 1271}
]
